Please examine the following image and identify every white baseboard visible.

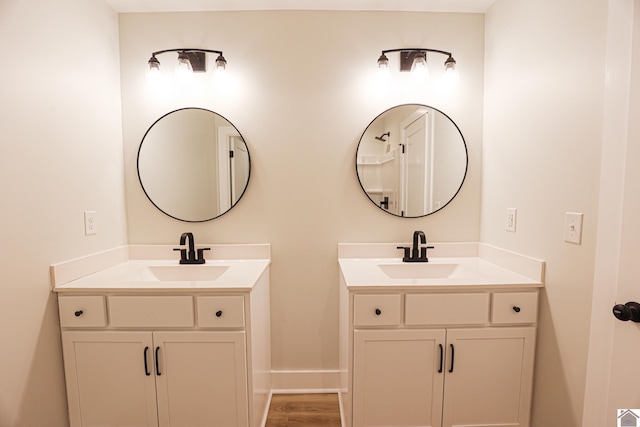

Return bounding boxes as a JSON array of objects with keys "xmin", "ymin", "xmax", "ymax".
[{"xmin": 270, "ymin": 369, "xmax": 340, "ymax": 393}]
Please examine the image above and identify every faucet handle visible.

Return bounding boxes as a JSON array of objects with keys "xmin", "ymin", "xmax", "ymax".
[
  {"xmin": 420, "ymin": 245, "xmax": 435, "ymax": 261},
  {"xmin": 196, "ymin": 247, "xmax": 211, "ymax": 264},
  {"xmin": 397, "ymin": 246, "xmax": 411, "ymax": 261},
  {"xmin": 173, "ymin": 247, "xmax": 187, "ymax": 257}
]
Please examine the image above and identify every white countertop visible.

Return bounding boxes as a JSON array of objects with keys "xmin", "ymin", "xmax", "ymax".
[
  {"xmin": 53, "ymin": 259, "xmax": 270, "ymax": 293},
  {"xmin": 51, "ymin": 244, "xmax": 271, "ymax": 293},
  {"xmin": 339, "ymin": 257, "xmax": 542, "ymax": 290},
  {"xmin": 338, "ymin": 243, "xmax": 545, "ymax": 290}
]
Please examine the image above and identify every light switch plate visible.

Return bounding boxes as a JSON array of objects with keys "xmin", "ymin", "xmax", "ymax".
[{"xmin": 564, "ymin": 212, "xmax": 583, "ymax": 244}]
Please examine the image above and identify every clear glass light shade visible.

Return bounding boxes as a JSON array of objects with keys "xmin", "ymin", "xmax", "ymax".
[
  {"xmin": 377, "ymin": 53, "xmax": 389, "ymax": 69},
  {"xmin": 175, "ymin": 52, "xmax": 193, "ymax": 80},
  {"xmin": 146, "ymin": 56, "xmax": 161, "ymax": 83},
  {"xmin": 411, "ymin": 53, "xmax": 429, "ymax": 81},
  {"xmin": 215, "ymin": 54, "xmax": 227, "ymax": 70}
]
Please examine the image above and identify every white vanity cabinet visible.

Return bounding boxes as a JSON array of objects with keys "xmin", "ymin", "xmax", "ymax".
[
  {"xmin": 340, "ymin": 287, "xmax": 539, "ymax": 427},
  {"xmin": 57, "ymin": 281, "xmax": 270, "ymax": 427}
]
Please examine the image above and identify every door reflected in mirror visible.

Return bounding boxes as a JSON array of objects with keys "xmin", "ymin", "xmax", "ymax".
[
  {"xmin": 356, "ymin": 104, "xmax": 467, "ymax": 217},
  {"xmin": 137, "ymin": 108, "xmax": 250, "ymax": 222}
]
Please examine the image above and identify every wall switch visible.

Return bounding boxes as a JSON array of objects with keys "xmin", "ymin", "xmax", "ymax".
[
  {"xmin": 564, "ymin": 212, "xmax": 583, "ymax": 244},
  {"xmin": 84, "ymin": 211, "xmax": 97, "ymax": 235},
  {"xmin": 506, "ymin": 208, "xmax": 517, "ymax": 232}
]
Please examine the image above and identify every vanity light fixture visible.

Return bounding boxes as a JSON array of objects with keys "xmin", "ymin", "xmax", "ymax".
[
  {"xmin": 377, "ymin": 48, "xmax": 457, "ymax": 80},
  {"xmin": 147, "ymin": 48, "xmax": 227, "ymax": 77}
]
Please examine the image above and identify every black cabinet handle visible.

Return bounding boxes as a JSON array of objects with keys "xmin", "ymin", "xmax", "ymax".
[
  {"xmin": 448, "ymin": 344, "xmax": 455, "ymax": 373},
  {"xmin": 375, "ymin": 308, "xmax": 382, "ymax": 316},
  {"xmin": 513, "ymin": 306, "xmax": 521, "ymax": 313},
  {"xmin": 143, "ymin": 346, "xmax": 151, "ymax": 376},
  {"xmin": 74, "ymin": 310, "xmax": 83, "ymax": 317},
  {"xmin": 216, "ymin": 310, "xmax": 223, "ymax": 317},
  {"xmin": 155, "ymin": 347, "xmax": 161, "ymax": 376},
  {"xmin": 438, "ymin": 344, "xmax": 444, "ymax": 373}
]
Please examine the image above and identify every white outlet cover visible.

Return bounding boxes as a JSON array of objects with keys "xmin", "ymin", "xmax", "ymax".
[
  {"xmin": 506, "ymin": 208, "xmax": 517, "ymax": 232},
  {"xmin": 84, "ymin": 211, "xmax": 97, "ymax": 235}
]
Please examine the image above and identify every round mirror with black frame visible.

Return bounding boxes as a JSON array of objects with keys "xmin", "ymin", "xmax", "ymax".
[
  {"xmin": 356, "ymin": 104, "xmax": 468, "ymax": 217},
  {"xmin": 137, "ymin": 107, "xmax": 250, "ymax": 222}
]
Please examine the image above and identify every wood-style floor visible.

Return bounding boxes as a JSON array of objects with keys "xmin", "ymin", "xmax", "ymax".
[{"xmin": 265, "ymin": 393, "xmax": 342, "ymax": 426}]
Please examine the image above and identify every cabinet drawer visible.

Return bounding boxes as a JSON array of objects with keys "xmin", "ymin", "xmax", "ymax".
[
  {"xmin": 354, "ymin": 294, "xmax": 401, "ymax": 326},
  {"xmin": 197, "ymin": 296, "xmax": 245, "ymax": 328},
  {"xmin": 405, "ymin": 293, "xmax": 490, "ymax": 325},
  {"xmin": 492, "ymin": 292, "xmax": 538, "ymax": 324},
  {"xmin": 108, "ymin": 296, "xmax": 194, "ymax": 328},
  {"xmin": 58, "ymin": 296, "xmax": 107, "ymax": 328}
]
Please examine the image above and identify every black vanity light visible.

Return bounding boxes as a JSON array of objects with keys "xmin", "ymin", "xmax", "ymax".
[
  {"xmin": 147, "ymin": 48, "xmax": 227, "ymax": 78},
  {"xmin": 377, "ymin": 48, "xmax": 457, "ymax": 81}
]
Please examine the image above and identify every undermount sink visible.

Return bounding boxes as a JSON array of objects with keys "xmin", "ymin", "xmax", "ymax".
[
  {"xmin": 146, "ymin": 265, "xmax": 229, "ymax": 281},
  {"xmin": 377, "ymin": 262, "xmax": 459, "ymax": 279}
]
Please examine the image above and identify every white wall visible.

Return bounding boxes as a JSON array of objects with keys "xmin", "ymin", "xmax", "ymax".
[
  {"xmin": 483, "ymin": 0, "xmax": 608, "ymax": 425},
  {"xmin": 119, "ymin": 11, "xmax": 484, "ymax": 372},
  {"xmin": 0, "ymin": 0, "xmax": 127, "ymax": 425}
]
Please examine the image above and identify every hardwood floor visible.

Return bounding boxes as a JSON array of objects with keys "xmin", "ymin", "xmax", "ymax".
[{"xmin": 265, "ymin": 393, "xmax": 342, "ymax": 426}]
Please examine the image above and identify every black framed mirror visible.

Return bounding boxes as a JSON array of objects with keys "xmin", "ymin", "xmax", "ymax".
[
  {"xmin": 137, "ymin": 108, "xmax": 250, "ymax": 222},
  {"xmin": 356, "ymin": 104, "xmax": 467, "ymax": 217}
]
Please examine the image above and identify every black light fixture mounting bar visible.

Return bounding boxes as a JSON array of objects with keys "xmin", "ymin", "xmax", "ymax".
[{"xmin": 380, "ymin": 48, "xmax": 454, "ymax": 57}]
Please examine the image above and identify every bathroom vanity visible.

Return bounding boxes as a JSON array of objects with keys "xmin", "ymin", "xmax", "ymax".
[
  {"xmin": 338, "ymin": 243, "xmax": 544, "ymax": 427},
  {"xmin": 52, "ymin": 244, "xmax": 271, "ymax": 427}
]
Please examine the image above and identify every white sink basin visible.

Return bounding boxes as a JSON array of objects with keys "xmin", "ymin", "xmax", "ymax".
[
  {"xmin": 377, "ymin": 263, "xmax": 459, "ymax": 279},
  {"xmin": 146, "ymin": 265, "xmax": 229, "ymax": 281}
]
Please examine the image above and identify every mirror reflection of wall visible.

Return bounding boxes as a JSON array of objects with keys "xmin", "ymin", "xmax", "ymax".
[
  {"xmin": 356, "ymin": 104, "xmax": 467, "ymax": 217},
  {"xmin": 137, "ymin": 108, "xmax": 250, "ymax": 222}
]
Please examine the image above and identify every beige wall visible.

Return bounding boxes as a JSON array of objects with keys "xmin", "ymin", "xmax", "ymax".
[
  {"xmin": 119, "ymin": 11, "xmax": 484, "ymax": 371},
  {"xmin": 0, "ymin": 0, "xmax": 127, "ymax": 425},
  {"xmin": 0, "ymin": 2, "xmax": 615, "ymax": 425},
  {"xmin": 483, "ymin": 0, "xmax": 608, "ymax": 425}
]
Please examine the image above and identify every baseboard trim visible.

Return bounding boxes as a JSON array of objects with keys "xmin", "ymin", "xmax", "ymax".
[{"xmin": 270, "ymin": 369, "xmax": 340, "ymax": 393}]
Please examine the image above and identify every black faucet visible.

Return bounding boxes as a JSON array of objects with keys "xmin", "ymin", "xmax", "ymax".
[
  {"xmin": 397, "ymin": 230, "xmax": 434, "ymax": 262},
  {"xmin": 173, "ymin": 232, "xmax": 210, "ymax": 264}
]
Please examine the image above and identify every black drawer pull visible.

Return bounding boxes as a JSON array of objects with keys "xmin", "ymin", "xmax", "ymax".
[
  {"xmin": 155, "ymin": 347, "xmax": 161, "ymax": 376},
  {"xmin": 375, "ymin": 308, "xmax": 382, "ymax": 316},
  {"xmin": 216, "ymin": 310, "xmax": 223, "ymax": 317},
  {"xmin": 449, "ymin": 344, "xmax": 455, "ymax": 373},
  {"xmin": 74, "ymin": 310, "xmax": 83, "ymax": 317},
  {"xmin": 438, "ymin": 344, "xmax": 444, "ymax": 373},
  {"xmin": 143, "ymin": 346, "xmax": 150, "ymax": 376},
  {"xmin": 513, "ymin": 306, "xmax": 521, "ymax": 313}
]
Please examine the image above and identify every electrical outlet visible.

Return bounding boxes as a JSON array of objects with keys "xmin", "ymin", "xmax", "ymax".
[
  {"xmin": 84, "ymin": 211, "xmax": 97, "ymax": 235},
  {"xmin": 506, "ymin": 208, "xmax": 517, "ymax": 232},
  {"xmin": 564, "ymin": 212, "xmax": 583, "ymax": 244}
]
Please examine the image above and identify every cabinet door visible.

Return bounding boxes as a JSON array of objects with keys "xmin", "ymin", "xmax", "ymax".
[
  {"xmin": 442, "ymin": 327, "xmax": 536, "ymax": 427},
  {"xmin": 154, "ymin": 331, "xmax": 249, "ymax": 427},
  {"xmin": 61, "ymin": 331, "xmax": 158, "ymax": 427},
  {"xmin": 353, "ymin": 329, "xmax": 446, "ymax": 427}
]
